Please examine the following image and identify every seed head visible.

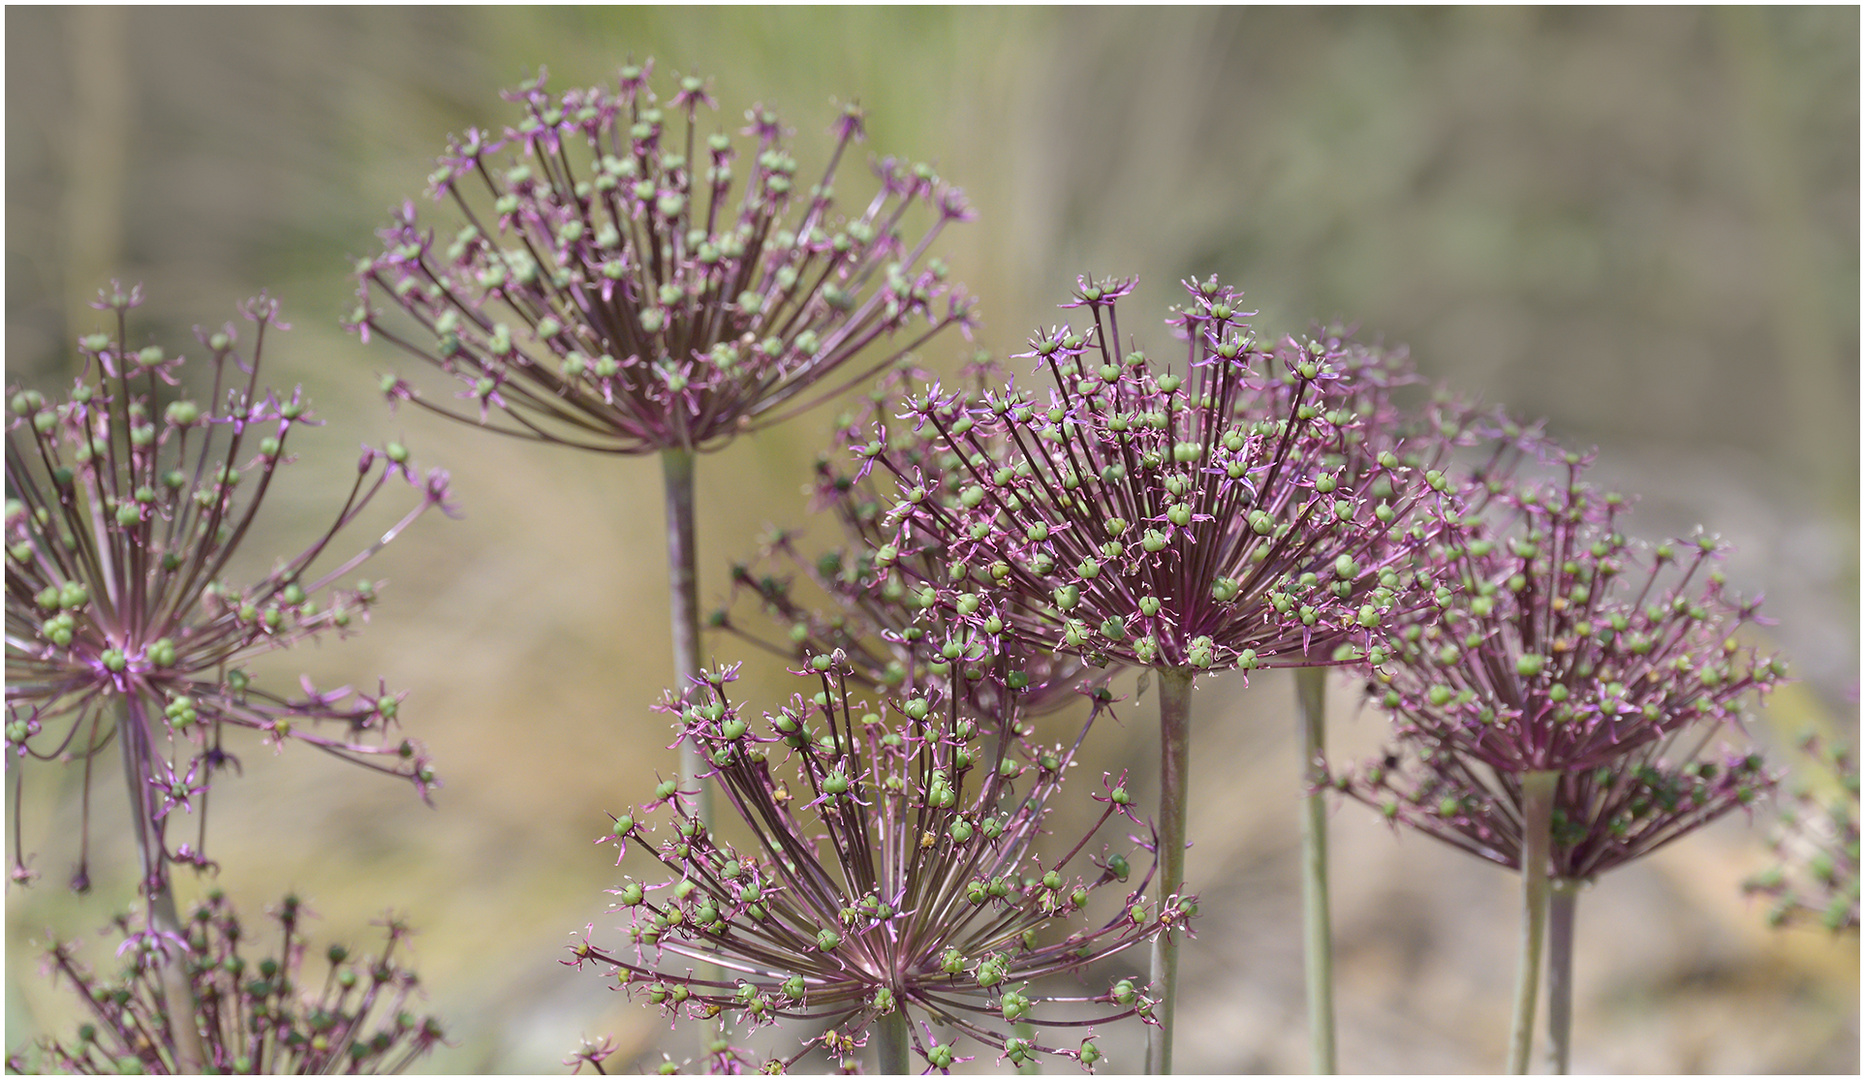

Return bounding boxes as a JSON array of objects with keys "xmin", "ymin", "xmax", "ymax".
[
  {"xmin": 570, "ymin": 660, "xmax": 1177, "ymax": 1071},
  {"xmin": 1344, "ymin": 445, "xmax": 1784, "ymax": 879},
  {"xmin": 867, "ymin": 276, "xmax": 1433, "ymax": 679},
  {"xmin": 12, "ymin": 890, "xmax": 443, "ymax": 1074},
  {"xmin": 350, "ymin": 63, "xmax": 974, "ymax": 455},
  {"xmin": 1366, "ymin": 450, "xmax": 1780, "ymax": 775},
  {"xmin": 4, "ymin": 287, "xmax": 448, "ymax": 893},
  {"xmin": 714, "ymin": 366, "xmax": 1100, "ymax": 716},
  {"xmin": 1743, "ymin": 733, "xmax": 1859, "ymax": 931}
]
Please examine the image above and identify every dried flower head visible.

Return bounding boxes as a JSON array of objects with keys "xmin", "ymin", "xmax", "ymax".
[
  {"xmin": 8, "ymin": 890, "xmax": 444, "ymax": 1075},
  {"xmin": 863, "ymin": 276, "xmax": 1430, "ymax": 678},
  {"xmin": 1744, "ymin": 733, "xmax": 1860, "ymax": 931},
  {"xmin": 350, "ymin": 62, "xmax": 974, "ymax": 454},
  {"xmin": 4, "ymin": 287, "xmax": 449, "ymax": 892},
  {"xmin": 1364, "ymin": 451, "xmax": 1783, "ymax": 777},
  {"xmin": 568, "ymin": 660, "xmax": 1180, "ymax": 1072}
]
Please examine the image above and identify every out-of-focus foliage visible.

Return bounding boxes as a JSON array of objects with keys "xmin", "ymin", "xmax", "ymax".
[{"xmin": 7, "ymin": 7, "xmax": 1855, "ymax": 1072}]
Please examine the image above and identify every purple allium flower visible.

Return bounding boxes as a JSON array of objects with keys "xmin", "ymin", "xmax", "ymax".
[
  {"xmin": 348, "ymin": 62, "xmax": 974, "ymax": 454},
  {"xmin": 8, "ymin": 890, "xmax": 444, "ymax": 1074},
  {"xmin": 856, "ymin": 275, "xmax": 1436, "ymax": 1070},
  {"xmin": 1346, "ymin": 445, "xmax": 1784, "ymax": 1072},
  {"xmin": 1360, "ymin": 451, "xmax": 1783, "ymax": 778},
  {"xmin": 568, "ymin": 659, "xmax": 1180, "ymax": 1073},
  {"xmin": 865, "ymin": 276, "xmax": 1429, "ymax": 677},
  {"xmin": 1744, "ymin": 733, "xmax": 1859, "ymax": 931},
  {"xmin": 4, "ymin": 286, "xmax": 450, "ymax": 893}
]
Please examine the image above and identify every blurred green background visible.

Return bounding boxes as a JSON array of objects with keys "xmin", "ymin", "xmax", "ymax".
[{"xmin": 6, "ymin": 7, "xmax": 1857, "ymax": 1072}]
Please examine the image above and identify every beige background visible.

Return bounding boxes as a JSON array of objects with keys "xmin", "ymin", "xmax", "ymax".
[{"xmin": 5, "ymin": 8, "xmax": 1856, "ymax": 1072}]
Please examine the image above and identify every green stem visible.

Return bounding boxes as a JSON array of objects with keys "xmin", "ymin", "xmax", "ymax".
[
  {"xmin": 118, "ymin": 699, "xmax": 206, "ymax": 1074},
  {"xmin": 1547, "ymin": 879, "xmax": 1579, "ymax": 1075},
  {"xmin": 660, "ymin": 448, "xmax": 710, "ymax": 824},
  {"xmin": 875, "ymin": 1010, "xmax": 911, "ymax": 1075},
  {"xmin": 1508, "ymin": 770, "xmax": 1559, "ymax": 1074},
  {"xmin": 660, "ymin": 448, "xmax": 720, "ymax": 1053},
  {"xmin": 1147, "ymin": 667, "xmax": 1196, "ymax": 1075},
  {"xmin": 1295, "ymin": 666, "xmax": 1337, "ymax": 1073}
]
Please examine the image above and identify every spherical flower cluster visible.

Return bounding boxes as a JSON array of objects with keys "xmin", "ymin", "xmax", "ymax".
[
  {"xmin": 569, "ymin": 660, "xmax": 1183, "ymax": 1072},
  {"xmin": 350, "ymin": 62, "xmax": 974, "ymax": 455},
  {"xmin": 4, "ymin": 287, "xmax": 449, "ymax": 891},
  {"xmin": 1364, "ymin": 451, "xmax": 1783, "ymax": 777},
  {"xmin": 9, "ymin": 891, "xmax": 444, "ymax": 1074},
  {"xmin": 863, "ymin": 276, "xmax": 1431, "ymax": 678},
  {"xmin": 1744, "ymin": 733, "xmax": 1859, "ymax": 931}
]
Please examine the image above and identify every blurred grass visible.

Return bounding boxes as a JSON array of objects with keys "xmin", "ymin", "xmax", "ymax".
[{"xmin": 5, "ymin": 7, "xmax": 1857, "ymax": 1072}]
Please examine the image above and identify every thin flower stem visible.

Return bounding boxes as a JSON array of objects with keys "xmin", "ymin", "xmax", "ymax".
[
  {"xmin": 1296, "ymin": 666, "xmax": 1337, "ymax": 1073},
  {"xmin": 659, "ymin": 446, "xmax": 720, "ymax": 1053},
  {"xmin": 1508, "ymin": 770, "xmax": 1560, "ymax": 1074},
  {"xmin": 875, "ymin": 1010, "xmax": 911, "ymax": 1075},
  {"xmin": 660, "ymin": 447, "xmax": 710, "ymax": 825},
  {"xmin": 1147, "ymin": 667, "xmax": 1196, "ymax": 1075},
  {"xmin": 115, "ymin": 699, "xmax": 205, "ymax": 1075},
  {"xmin": 1547, "ymin": 879, "xmax": 1580, "ymax": 1075},
  {"xmin": 148, "ymin": 887, "xmax": 204, "ymax": 1074}
]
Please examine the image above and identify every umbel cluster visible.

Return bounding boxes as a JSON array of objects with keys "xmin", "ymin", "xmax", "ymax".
[{"xmin": 5, "ymin": 60, "xmax": 1851, "ymax": 1077}]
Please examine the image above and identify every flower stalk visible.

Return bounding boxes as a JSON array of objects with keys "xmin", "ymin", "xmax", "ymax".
[
  {"xmin": 660, "ymin": 447, "xmax": 709, "ymax": 824},
  {"xmin": 1147, "ymin": 667, "xmax": 1195, "ymax": 1075},
  {"xmin": 1296, "ymin": 665, "xmax": 1337, "ymax": 1074},
  {"xmin": 1547, "ymin": 878, "xmax": 1580, "ymax": 1074},
  {"xmin": 117, "ymin": 702, "xmax": 207, "ymax": 1076},
  {"xmin": 1508, "ymin": 769, "xmax": 1559, "ymax": 1074},
  {"xmin": 875, "ymin": 1010, "xmax": 912, "ymax": 1075}
]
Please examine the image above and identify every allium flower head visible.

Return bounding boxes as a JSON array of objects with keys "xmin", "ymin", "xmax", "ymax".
[
  {"xmin": 9, "ymin": 890, "xmax": 444, "ymax": 1074},
  {"xmin": 1744, "ymin": 733, "xmax": 1860, "ymax": 931},
  {"xmin": 570, "ymin": 660, "xmax": 1180, "ymax": 1072},
  {"xmin": 714, "ymin": 368, "xmax": 1097, "ymax": 716},
  {"xmin": 350, "ymin": 62, "xmax": 974, "ymax": 454},
  {"xmin": 716, "ymin": 527, "xmax": 1097, "ymax": 720},
  {"xmin": 864, "ymin": 276, "xmax": 1430, "ymax": 677},
  {"xmin": 1365, "ymin": 450, "xmax": 1784, "ymax": 776},
  {"xmin": 4, "ymin": 287, "xmax": 449, "ymax": 890}
]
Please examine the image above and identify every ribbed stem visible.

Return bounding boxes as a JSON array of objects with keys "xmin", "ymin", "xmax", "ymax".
[
  {"xmin": 1547, "ymin": 879, "xmax": 1580, "ymax": 1075},
  {"xmin": 1147, "ymin": 667, "xmax": 1196, "ymax": 1074},
  {"xmin": 118, "ymin": 699, "xmax": 206, "ymax": 1074},
  {"xmin": 875, "ymin": 1010, "xmax": 911, "ymax": 1075},
  {"xmin": 1295, "ymin": 666, "xmax": 1337, "ymax": 1073},
  {"xmin": 1508, "ymin": 770, "xmax": 1560, "ymax": 1074},
  {"xmin": 661, "ymin": 448, "xmax": 709, "ymax": 820},
  {"xmin": 659, "ymin": 447, "xmax": 719, "ymax": 1053}
]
